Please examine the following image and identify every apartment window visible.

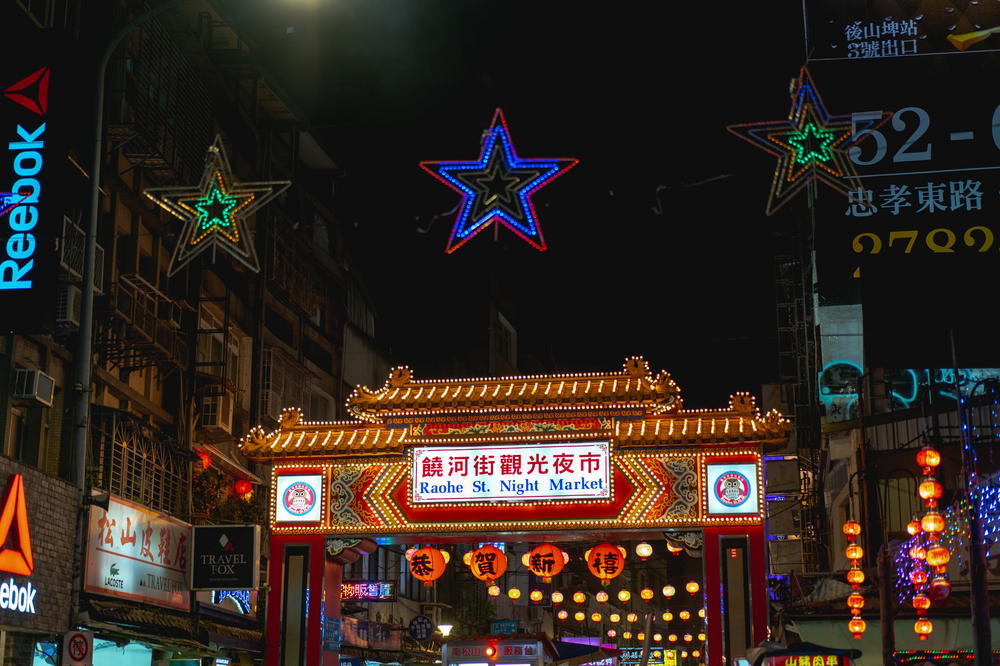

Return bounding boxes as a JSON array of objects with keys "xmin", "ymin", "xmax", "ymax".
[{"xmin": 4, "ymin": 408, "xmax": 26, "ymax": 460}]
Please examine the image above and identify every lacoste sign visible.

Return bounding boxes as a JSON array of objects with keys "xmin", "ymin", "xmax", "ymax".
[{"xmin": 191, "ymin": 525, "xmax": 260, "ymax": 591}]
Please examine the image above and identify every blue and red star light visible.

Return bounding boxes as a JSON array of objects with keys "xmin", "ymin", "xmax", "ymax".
[
  {"xmin": 727, "ymin": 67, "xmax": 888, "ymax": 215},
  {"xmin": 420, "ymin": 109, "xmax": 578, "ymax": 253}
]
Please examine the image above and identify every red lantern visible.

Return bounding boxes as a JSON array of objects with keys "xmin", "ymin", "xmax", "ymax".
[
  {"xmin": 409, "ymin": 547, "xmax": 447, "ymax": 587},
  {"xmin": 928, "ymin": 577, "xmax": 951, "ymax": 603},
  {"xmin": 585, "ymin": 543, "xmax": 627, "ymax": 586},
  {"xmin": 466, "ymin": 545, "xmax": 507, "ymax": 584},
  {"xmin": 918, "ymin": 479, "xmax": 943, "ymax": 501},
  {"xmin": 234, "ymin": 479, "xmax": 253, "ymax": 495},
  {"xmin": 925, "ymin": 546, "xmax": 950, "ymax": 570},
  {"xmin": 524, "ymin": 543, "xmax": 566, "ymax": 582},
  {"xmin": 848, "ymin": 617, "xmax": 866, "ymax": 639},
  {"xmin": 842, "ymin": 520, "xmax": 861, "ymax": 537},
  {"xmin": 915, "ymin": 448, "xmax": 941, "ymax": 470},
  {"xmin": 196, "ymin": 452, "xmax": 212, "ymax": 470},
  {"xmin": 914, "ymin": 618, "xmax": 933, "ymax": 640}
]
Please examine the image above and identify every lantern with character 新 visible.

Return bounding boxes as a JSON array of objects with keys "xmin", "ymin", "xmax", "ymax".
[
  {"xmin": 522, "ymin": 543, "xmax": 567, "ymax": 583},
  {"xmin": 464, "ymin": 544, "xmax": 507, "ymax": 585},
  {"xmin": 585, "ymin": 542, "xmax": 627, "ymax": 586},
  {"xmin": 408, "ymin": 546, "xmax": 448, "ymax": 587}
]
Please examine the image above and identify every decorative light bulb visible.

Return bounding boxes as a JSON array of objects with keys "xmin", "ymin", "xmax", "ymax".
[
  {"xmin": 508, "ymin": 588, "xmax": 521, "ymax": 600},
  {"xmin": 635, "ymin": 542, "xmax": 653, "ymax": 560},
  {"xmin": 640, "ymin": 588, "xmax": 654, "ymax": 601},
  {"xmin": 610, "ymin": 614, "xmax": 621, "ymax": 624},
  {"xmin": 679, "ymin": 610, "xmax": 691, "ymax": 621},
  {"xmin": 488, "ymin": 584, "xmax": 501, "ymax": 597},
  {"xmin": 618, "ymin": 590, "xmax": 631, "ymax": 602},
  {"xmin": 557, "ymin": 610, "xmax": 569, "ymax": 620},
  {"xmin": 686, "ymin": 581, "xmax": 700, "ymax": 595},
  {"xmin": 626, "ymin": 613, "xmax": 638, "ymax": 623},
  {"xmin": 574, "ymin": 611, "xmax": 585, "ymax": 622},
  {"xmin": 529, "ymin": 589, "xmax": 543, "ymax": 602},
  {"xmin": 591, "ymin": 613, "xmax": 603, "ymax": 623},
  {"xmin": 596, "ymin": 591, "xmax": 609, "ymax": 604},
  {"xmin": 551, "ymin": 591, "xmax": 564, "ymax": 604},
  {"xmin": 662, "ymin": 585, "xmax": 676, "ymax": 598},
  {"xmin": 573, "ymin": 591, "xmax": 586, "ymax": 604},
  {"xmin": 662, "ymin": 612, "xmax": 673, "ymax": 622}
]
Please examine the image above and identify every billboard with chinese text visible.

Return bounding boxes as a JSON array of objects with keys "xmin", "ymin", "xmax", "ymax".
[{"xmin": 84, "ymin": 497, "xmax": 191, "ymax": 610}]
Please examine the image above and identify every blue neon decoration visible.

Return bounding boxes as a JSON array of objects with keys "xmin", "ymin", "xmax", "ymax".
[
  {"xmin": 818, "ymin": 361, "xmax": 1000, "ymax": 420},
  {"xmin": 212, "ymin": 589, "xmax": 252, "ymax": 614},
  {"xmin": 420, "ymin": 108, "xmax": 578, "ymax": 253}
]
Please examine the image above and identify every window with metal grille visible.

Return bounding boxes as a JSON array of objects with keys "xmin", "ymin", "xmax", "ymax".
[{"xmin": 91, "ymin": 406, "xmax": 188, "ymax": 518}]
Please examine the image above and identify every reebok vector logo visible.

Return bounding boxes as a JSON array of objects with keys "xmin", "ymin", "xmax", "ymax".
[
  {"xmin": 0, "ymin": 474, "xmax": 33, "ymax": 576},
  {"xmin": 3, "ymin": 68, "xmax": 49, "ymax": 116}
]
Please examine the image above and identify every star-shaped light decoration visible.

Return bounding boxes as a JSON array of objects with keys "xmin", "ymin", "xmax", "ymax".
[
  {"xmin": 144, "ymin": 136, "xmax": 290, "ymax": 276},
  {"xmin": 420, "ymin": 108, "xmax": 579, "ymax": 253},
  {"xmin": 727, "ymin": 67, "xmax": 889, "ymax": 215}
]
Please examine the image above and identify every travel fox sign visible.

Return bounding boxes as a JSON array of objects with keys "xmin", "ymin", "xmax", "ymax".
[{"xmin": 411, "ymin": 441, "xmax": 610, "ymax": 503}]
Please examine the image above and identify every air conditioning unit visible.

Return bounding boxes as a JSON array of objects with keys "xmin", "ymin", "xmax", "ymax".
[
  {"xmin": 55, "ymin": 284, "xmax": 82, "ymax": 327},
  {"xmin": 200, "ymin": 389, "xmax": 235, "ymax": 434},
  {"xmin": 11, "ymin": 369, "xmax": 55, "ymax": 407}
]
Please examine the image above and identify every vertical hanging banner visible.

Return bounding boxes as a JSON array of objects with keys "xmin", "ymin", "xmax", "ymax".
[{"xmin": 0, "ymin": 28, "xmax": 72, "ymax": 333}]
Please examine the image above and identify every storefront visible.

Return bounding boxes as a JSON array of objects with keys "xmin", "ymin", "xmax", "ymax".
[
  {"xmin": 0, "ymin": 461, "xmax": 78, "ymax": 664},
  {"xmin": 241, "ymin": 357, "xmax": 789, "ymax": 666}
]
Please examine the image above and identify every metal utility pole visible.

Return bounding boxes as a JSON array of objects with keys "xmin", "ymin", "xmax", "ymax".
[{"xmin": 68, "ymin": 0, "xmax": 183, "ymax": 624}]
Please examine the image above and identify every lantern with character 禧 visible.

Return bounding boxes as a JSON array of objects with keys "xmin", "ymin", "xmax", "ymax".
[{"xmin": 585, "ymin": 542, "xmax": 626, "ymax": 586}]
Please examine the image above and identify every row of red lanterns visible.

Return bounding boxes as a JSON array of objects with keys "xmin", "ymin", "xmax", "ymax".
[
  {"xmin": 409, "ymin": 542, "xmax": 683, "ymax": 588},
  {"xmin": 910, "ymin": 445, "xmax": 950, "ymax": 641},
  {"xmin": 842, "ymin": 519, "xmax": 866, "ymax": 639}
]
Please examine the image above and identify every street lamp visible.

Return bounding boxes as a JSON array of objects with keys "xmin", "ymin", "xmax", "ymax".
[{"xmin": 437, "ymin": 624, "xmax": 453, "ymax": 637}]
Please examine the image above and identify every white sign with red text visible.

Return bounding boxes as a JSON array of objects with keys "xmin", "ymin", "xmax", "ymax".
[
  {"xmin": 84, "ymin": 497, "xmax": 191, "ymax": 610},
  {"xmin": 412, "ymin": 441, "xmax": 610, "ymax": 503}
]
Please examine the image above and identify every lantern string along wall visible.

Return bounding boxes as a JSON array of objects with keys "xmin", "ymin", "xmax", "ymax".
[
  {"xmin": 426, "ymin": 539, "xmax": 710, "ymax": 655},
  {"xmin": 842, "ymin": 519, "xmax": 866, "ymax": 639}
]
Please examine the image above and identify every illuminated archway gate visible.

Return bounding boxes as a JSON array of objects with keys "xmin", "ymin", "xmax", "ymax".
[{"xmin": 240, "ymin": 358, "xmax": 788, "ymax": 666}]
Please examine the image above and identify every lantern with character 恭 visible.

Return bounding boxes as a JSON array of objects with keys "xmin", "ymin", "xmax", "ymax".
[{"xmin": 408, "ymin": 546, "xmax": 449, "ymax": 587}]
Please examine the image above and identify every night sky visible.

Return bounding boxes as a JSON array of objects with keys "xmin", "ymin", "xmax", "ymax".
[{"xmin": 222, "ymin": 1, "xmax": 810, "ymax": 407}]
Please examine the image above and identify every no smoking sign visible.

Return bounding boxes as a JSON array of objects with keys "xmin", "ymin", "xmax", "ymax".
[{"xmin": 62, "ymin": 630, "xmax": 93, "ymax": 666}]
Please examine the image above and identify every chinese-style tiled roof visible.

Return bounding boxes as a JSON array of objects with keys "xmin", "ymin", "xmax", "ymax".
[
  {"xmin": 346, "ymin": 357, "xmax": 681, "ymax": 422},
  {"xmin": 616, "ymin": 394, "xmax": 788, "ymax": 446},
  {"xmin": 240, "ymin": 408, "xmax": 407, "ymax": 460}
]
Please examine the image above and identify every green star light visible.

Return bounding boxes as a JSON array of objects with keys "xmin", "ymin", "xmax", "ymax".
[{"xmin": 785, "ymin": 121, "xmax": 836, "ymax": 167}]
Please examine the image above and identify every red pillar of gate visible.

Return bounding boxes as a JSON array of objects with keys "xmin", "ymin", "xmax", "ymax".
[
  {"xmin": 265, "ymin": 533, "xmax": 286, "ymax": 666},
  {"xmin": 703, "ymin": 525, "xmax": 768, "ymax": 666},
  {"xmin": 323, "ymin": 557, "xmax": 344, "ymax": 666},
  {"xmin": 265, "ymin": 533, "xmax": 326, "ymax": 665}
]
